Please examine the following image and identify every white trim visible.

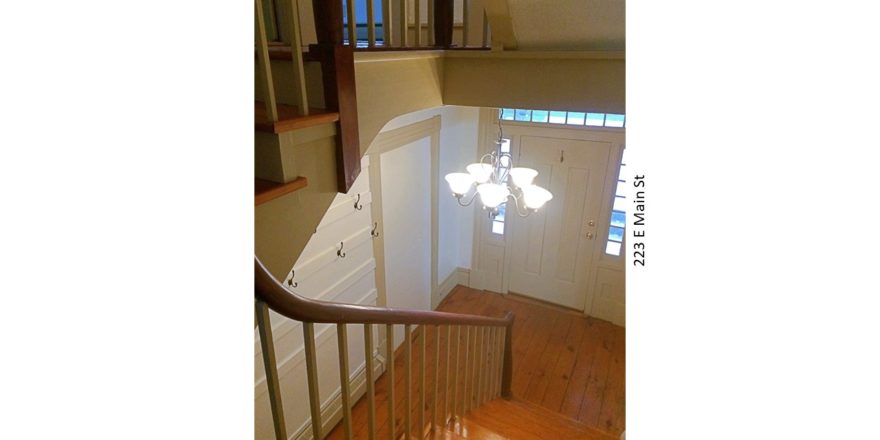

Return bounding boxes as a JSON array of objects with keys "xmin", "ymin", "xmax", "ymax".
[
  {"xmin": 432, "ymin": 268, "xmax": 459, "ymax": 309},
  {"xmin": 456, "ymin": 267, "xmax": 471, "ymax": 288}
]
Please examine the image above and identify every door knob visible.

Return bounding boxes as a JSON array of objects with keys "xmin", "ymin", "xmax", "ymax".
[
  {"xmin": 586, "ymin": 232, "xmax": 594, "ymax": 239},
  {"xmin": 588, "ymin": 220, "xmax": 595, "ymax": 227}
]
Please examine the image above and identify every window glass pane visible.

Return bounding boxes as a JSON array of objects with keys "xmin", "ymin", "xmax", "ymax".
[
  {"xmin": 531, "ymin": 110, "xmax": 549, "ymax": 123},
  {"xmin": 496, "ymin": 203, "xmax": 506, "ymax": 221},
  {"xmin": 605, "ymin": 114, "xmax": 625, "ymax": 127},
  {"xmin": 613, "ymin": 196, "xmax": 626, "ymax": 212},
  {"xmin": 501, "ymin": 108, "xmax": 514, "ymax": 120},
  {"xmin": 586, "ymin": 113, "xmax": 606, "ymax": 126},
  {"xmin": 514, "ymin": 109, "xmax": 531, "ymax": 121},
  {"xmin": 610, "ymin": 211, "xmax": 625, "ymax": 228},
  {"xmin": 615, "ymin": 180, "xmax": 626, "ymax": 197},
  {"xmin": 605, "ymin": 241, "xmax": 621, "ymax": 256},
  {"xmin": 608, "ymin": 226, "xmax": 624, "ymax": 242},
  {"xmin": 500, "ymin": 138, "xmax": 511, "ymax": 153},
  {"xmin": 566, "ymin": 112, "xmax": 586, "ymax": 125},
  {"xmin": 549, "ymin": 111, "xmax": 567, "ymax": 124},
  {"xmin": 492, "ymin": 221, "xmax": 505, "ymax": 235}
]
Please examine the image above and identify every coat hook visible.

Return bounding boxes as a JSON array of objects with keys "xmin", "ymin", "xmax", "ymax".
[
  {"xmin": 354, "ymin": 193, "xmax": 363, "ymax": 210},
  {"xmin": 560, "ymin": 150, "xmax": 565, "ymax": 163},
  {"xmin": 371, "ymin": 222, "xmax": 379, "ymax": 238},
  {"xmin": 337, "ymin": 241, "xmax": 346, "ymax": 258},
  {"xmin": 287, "ymin": 270, "xmax": 298, "ymax": 288}
]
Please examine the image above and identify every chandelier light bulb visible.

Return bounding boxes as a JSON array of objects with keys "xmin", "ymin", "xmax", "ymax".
[
  {"xmin": 522, "ymin": 185, "xmax": 553, "ymax": 210},
  {"xmin": 445, "ymin": 172, "xmax": 475, "ymax": 195},
  {"xmin": 476, "ymin": 183, "xmax": 510, "ymax": 208},
  {"xmin": 466, "ymin": 163, "xmax": 494, "ymax": 183},
  {"xmin": 508, "ymin": 167, "xmax": 538, "ymax": 188}
]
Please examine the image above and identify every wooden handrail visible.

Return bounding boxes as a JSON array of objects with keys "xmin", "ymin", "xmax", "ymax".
[{"xmin": 255, "ymin": 257, "xmax": 513, "ymax": 327}]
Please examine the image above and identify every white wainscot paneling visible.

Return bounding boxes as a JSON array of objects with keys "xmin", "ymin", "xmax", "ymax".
[{"xmin": 256, "ymin": 156, "xmax": 381, "ymax": 440}]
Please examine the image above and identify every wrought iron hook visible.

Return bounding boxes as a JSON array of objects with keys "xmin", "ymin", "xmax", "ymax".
[
  {"xmin": 337, "ymin": 242, "xmax": 346, "ymax": 258},
  {"xmin": 354, "ymin": 193, "xmax": 363, "ymax": 210},
  {"xmin": 287, "ymin": 270, "xmax": 298, "ymax": 288},
  {"xmin": 371, "ymin": 222, "xmax": 379, "ymax": 238}
]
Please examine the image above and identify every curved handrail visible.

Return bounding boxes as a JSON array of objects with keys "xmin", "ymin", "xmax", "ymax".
[{"xmin": 255, "ymin": 257, "xmax": 513, "ymax": 327}]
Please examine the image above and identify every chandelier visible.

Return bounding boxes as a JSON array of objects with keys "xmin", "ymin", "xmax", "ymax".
[{"xmin": 444, "ymin": 119, "xmax": 553, "ymax": 218}]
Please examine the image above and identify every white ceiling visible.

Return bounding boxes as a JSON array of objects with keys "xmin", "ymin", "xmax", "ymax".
[{"xmin": 507, "ymin": 0, "xmax": 625, "ymax": 51}]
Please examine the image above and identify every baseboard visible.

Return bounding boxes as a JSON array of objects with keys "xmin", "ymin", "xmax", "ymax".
[
  {"xmin": 433, "ymin": 267, "xmax": 464, "ymax": 309},
  {"xmin": 290, "ymin": 352, "xmax": 387, "ymax": 440},
  {"xmin": 456, "ymin": 267, "xmax": 471, "ymax": 288}
]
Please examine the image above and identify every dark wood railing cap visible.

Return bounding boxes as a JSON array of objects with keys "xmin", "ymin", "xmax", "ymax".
[{"xmin": 255, "ymin": 257, "xmax": 514, "ymax": 327}]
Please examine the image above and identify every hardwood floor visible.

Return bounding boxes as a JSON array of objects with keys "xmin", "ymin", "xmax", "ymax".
[{"xmin": 327, "ymin": 286, "xmax": 625, "ymax": 439}]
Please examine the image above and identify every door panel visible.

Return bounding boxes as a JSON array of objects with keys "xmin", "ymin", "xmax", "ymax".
[{"xmin": 508, "ymin": 135, "xmax": 612, "ymax": 310}]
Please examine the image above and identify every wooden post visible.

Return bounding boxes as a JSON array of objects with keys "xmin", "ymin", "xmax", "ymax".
[
  {"xmin": 337, "ymin": 324, "xmax": 353, "ymax": 438},
  {"xmin": 500, "ymin": 312, "xmax": 514, "ymax": 399},
  {"xmin": 405, "ymin": 324, "xmax": 412, "ymax": 439},
  {"xmin": 346, "ymin": 0, "xmax": 357, "ymax": 46},
  {"xmin": 386, "ymin": 325, "xmax": 396, "ymax": 440},
  {"xmin": 303, "ymin": 322, "xmax": 323, "ymax": 439},
  {"xmin": 365, "ymin": 324, "xmax": 377, "ymax": 440},
  {"xmin": 399, "ymin": 0, "xmax": 408, "ymax": 47},
  {"xmin": 284, "ymin": 0, "xmax": 309, "ymax": 115},
  {"xmin": 311, "ymin": 0, "xmax": 362, "ymax": 193},
  {"xmin": 255, "ymin": 0, "xmax": 279, "ymax": 122},
  {"xmin": 367, "ymin": 0, "xmax": 377, "ymax": 46},
  {"xmin": 462, "ymin": 0, "xmax": 469, "ymax": 47},
  {"xmin": 433, "ymin": 0, "xmax": 453, "ymax": 47},
  {"xmin": 382, "ymin": 0, "xmax": 393, "ymax": 46},
  {"xmin": 256, "ymin": 301, "xmax": 287, "ymax": 440},
  {"xmin": 414, "ymin": 0, "xmax": 421, "ymax": 46}
]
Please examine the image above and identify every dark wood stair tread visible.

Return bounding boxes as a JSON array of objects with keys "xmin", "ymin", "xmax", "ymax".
[
  {"xmin": 255, "ymin": 176, "xmax": 307, "ymax": 206},
  {"xmin": 254, "ymin": 102, "xmax": 339, "ymax": 134}
]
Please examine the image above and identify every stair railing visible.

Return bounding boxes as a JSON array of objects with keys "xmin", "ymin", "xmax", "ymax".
[
  {"xmin": 329, "ymin": 0, "xmax": 490, "ymax": 49},
  {"xmin": 255, "ymin": 256, "xmax": 514, "ymax": 440},
  {"xmin": 255, "ymin": 0, "xmax": 310, "ymax": 120}
]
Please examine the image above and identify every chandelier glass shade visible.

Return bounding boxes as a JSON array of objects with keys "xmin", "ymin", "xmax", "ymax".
[{"xmin": 444, "ymin": 120, "xmax": 553, "ymax": 218}]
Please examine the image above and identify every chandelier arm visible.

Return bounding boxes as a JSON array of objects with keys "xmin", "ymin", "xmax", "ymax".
[
  {"xmin": 455, "ymin": 190, "xmax": 479, "ymax": 207},
  {"xmin": 508, "ymin": 193, "xmax": 533, "ymax": 217}
]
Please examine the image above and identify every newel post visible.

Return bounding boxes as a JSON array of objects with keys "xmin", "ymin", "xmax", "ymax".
[
  {"xmin": 311, "ymin": 0, "xmax": 361, "ymax": 193},
  {"xmin": 500, "ymin": 311, "xmax": 514, "ymax": 399}
]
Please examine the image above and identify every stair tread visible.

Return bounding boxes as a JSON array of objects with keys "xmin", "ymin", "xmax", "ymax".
[
  {"xmin": 254, "ymin": 102, "xmax": 339, "ymax": 134},
  {"xmin": 426, "ymin": 428, "xmax": 468, "ymax": 440},
  {"xmin": 255, "ymin": 176, "xmax": 308, "ymax": 206},
  {"xmin": 448, "ymin": 416, "xmax": 510, "ymax": 440},
  {"xmin": 460, "ymin": 398, "xmax": 617, "ymax": 440}
]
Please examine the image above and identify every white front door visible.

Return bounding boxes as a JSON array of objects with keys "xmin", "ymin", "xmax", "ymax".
[{"xmin": 507, "ymin": 135, "xmax": 613, "ymax": 310}]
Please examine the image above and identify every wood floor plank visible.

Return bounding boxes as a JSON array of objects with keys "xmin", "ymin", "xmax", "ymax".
[
  {"xmin": 576, "ymin": 320, "xmax": 617, "ymax": 426},
  {"xmin": 522, "ymin": 313, "xmax": 573, "ymax": 404},
  {"xmin": 598, "ymin": 326, "xmax": 626, "ymax": 434},
  {"xmin": 559, "ymin": 317, "xmax": 603, "ymax": 420},
  {"xmin": 541, "ymin": 315, "xmax": 588, "ymax": 412}
]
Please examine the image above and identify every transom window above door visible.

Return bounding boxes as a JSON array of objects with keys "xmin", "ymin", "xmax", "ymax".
[{"xmin": 499, "ymin": 108, "xmax": 625, "ymax": 128}]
